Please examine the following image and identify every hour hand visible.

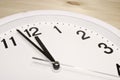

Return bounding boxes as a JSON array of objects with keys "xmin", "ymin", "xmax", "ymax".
[
  {"xmin": 34, "ymin": 36, "xmax": 55, "ymax": 62},
  {"xmin": 34, "ymin": 36, "xmax": 60, "ymax": 70}
]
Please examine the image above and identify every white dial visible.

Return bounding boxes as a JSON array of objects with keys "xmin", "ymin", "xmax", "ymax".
[{"xmin": 0, "ymin": 10, "xmax": 120, "ymax": 80}]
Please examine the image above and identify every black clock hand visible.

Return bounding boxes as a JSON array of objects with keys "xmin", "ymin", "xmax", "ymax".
[
  {"xmin": 34, "ymin": 36, "xmax": 60, "ymax": 70},
  {"xmin": 16, "ymin": 29, "xmax": 60, "ymax": 70},
  {"xmin": 16, "ymin": 29, "xmax": 44, "ymax": 54},
  {"xmin": 34, "ymin": 36, "xmax": 55, "ymax": 62}
]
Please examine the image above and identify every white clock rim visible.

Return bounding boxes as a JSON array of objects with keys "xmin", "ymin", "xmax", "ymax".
[{"xmin": 0, "ymin": 10, "xmax": 120, "ymax": 37}]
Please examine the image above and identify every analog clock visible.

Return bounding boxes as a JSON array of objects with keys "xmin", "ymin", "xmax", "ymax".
[{"xmin": 0, "ymin": 10, "xmax": 120, "ymax": 80}]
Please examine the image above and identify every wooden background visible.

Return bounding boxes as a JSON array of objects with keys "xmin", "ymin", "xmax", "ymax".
[{"xmin": 0, "ymin": 0, "xmax": 120, "ymax": 30}]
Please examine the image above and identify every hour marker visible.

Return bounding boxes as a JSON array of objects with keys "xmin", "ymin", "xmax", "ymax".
[
  {"xmin": 1, "ymin": 36, "xmax": 17, "ymax": 49},
  {"xmin": 112, "ymin": 44, "xmax": 114, "ymax": 46},
  {"xmin": 54, "ymin": 26, "xmax": 62, "ymax": 33}
]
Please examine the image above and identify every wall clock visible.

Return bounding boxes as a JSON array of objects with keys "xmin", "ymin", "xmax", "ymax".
[{"xmin": 0, "ymin": 10, "xmax": 120, "ymax": 80}]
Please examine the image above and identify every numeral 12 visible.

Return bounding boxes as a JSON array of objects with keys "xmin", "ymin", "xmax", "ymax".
[
  {"xmin": 1, "ymin": 36, "xmax": 17, "ymax": 49},
  {"xmin": 24, "ymin": 27, "xmax": 41, "ymax": 37}
]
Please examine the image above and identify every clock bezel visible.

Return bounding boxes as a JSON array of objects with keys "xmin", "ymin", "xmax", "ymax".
[{"xmin": 0, "ymin": 10, "xmax": 120, "ymax": 47}]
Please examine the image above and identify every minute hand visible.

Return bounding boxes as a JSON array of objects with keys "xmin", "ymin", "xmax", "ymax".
[
  {"xmin": 16, "ymin": 29, "xmax": 44, "ymax": 54},
  {"xmin": 16, "ymin": 29, "xmax": 55, "ymax": 62},
  {"xmin": 17, "ymin": 29, "xmax": 60, "ymax": 70}
]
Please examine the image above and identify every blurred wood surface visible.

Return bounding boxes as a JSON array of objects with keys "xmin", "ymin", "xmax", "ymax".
[{"xmin": 0, "ymin": 0, "xmax": 120, "ymax": 29}]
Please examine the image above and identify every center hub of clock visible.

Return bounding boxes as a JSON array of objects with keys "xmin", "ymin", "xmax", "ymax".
[{"xmin": 52, "ymin": 61, "xmax": 60, "ymax": 70}]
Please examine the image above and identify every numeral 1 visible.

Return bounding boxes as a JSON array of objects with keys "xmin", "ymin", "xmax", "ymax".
[
  {"xmin": 1, "ymin": 36, "xmax": 17, "ymax": 49},
  {"xmin": 54, "ymin": 26, "xmax": 62, "ymax": 33}
]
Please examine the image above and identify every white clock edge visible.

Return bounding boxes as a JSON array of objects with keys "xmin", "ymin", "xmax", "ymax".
[{"xmin": 0, "ymin": 10, "xmax": 120, "ymax": 37}]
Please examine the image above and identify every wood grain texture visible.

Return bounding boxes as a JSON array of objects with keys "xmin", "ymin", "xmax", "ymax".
[{"xmin": 0, "ymin": 0, "xmax": 120, "ymax": 29}]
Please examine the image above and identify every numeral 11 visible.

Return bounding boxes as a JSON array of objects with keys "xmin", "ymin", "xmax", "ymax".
[{"xmin": 1, "ymin": 36, "xmax": 17, "ymax": 49}]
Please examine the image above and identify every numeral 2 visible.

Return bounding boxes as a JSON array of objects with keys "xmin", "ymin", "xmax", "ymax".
[
  {"xmin": 1, "ymin": 36, "xmax": 17, "ymax": 49},
  {"xmin": 24, "ymin": 27, "xmax": 41, "ymax": 37},
  {"xmin": 76, "ymin": 30, "xmax": 90, "ymax": 40},
  {"xmin": 116, "ymin": 64, "xmax": 120, "ymax": 77},
  {"xmin": 98, "ymin": 43, "xmax": 113, "ymax": 54}
]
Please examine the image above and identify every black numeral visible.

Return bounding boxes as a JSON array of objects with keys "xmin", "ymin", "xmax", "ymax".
[
  {"xmin": 1, "ymin": 37, "xmax": 17, "ymax": 49},
  {"xmin": 98, "ymin": 43, "xmax": 113, "ymax": 54},
  {"xmin": 24, "ymin": 27, "xmax": 41, "ymax": 37},
  {"xmin": 24, "ymin": 29, "xmax": 31, "ymax": 37},
  {"xmin": 9, "ymin": 37, "xmax": 17, "ymax": 46},
  {"xmin": 76, "ymin": 30, "xmax": 90, "ymax": 40},
  {"xmin": 116, "ymin": 64, "xmax": 120, "ymax": 77},
  {"xmin": 1, "ymin": 39, "xmax": 8, "ymax": 48},
  {"xmin": 54, "ymin": 26, "xmax": 62, "ymax": 33}
]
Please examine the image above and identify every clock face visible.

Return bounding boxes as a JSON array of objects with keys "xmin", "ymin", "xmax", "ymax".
[{"xmin": 0, "ymin": 10, "xmax": 120, "ymax": 80}]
